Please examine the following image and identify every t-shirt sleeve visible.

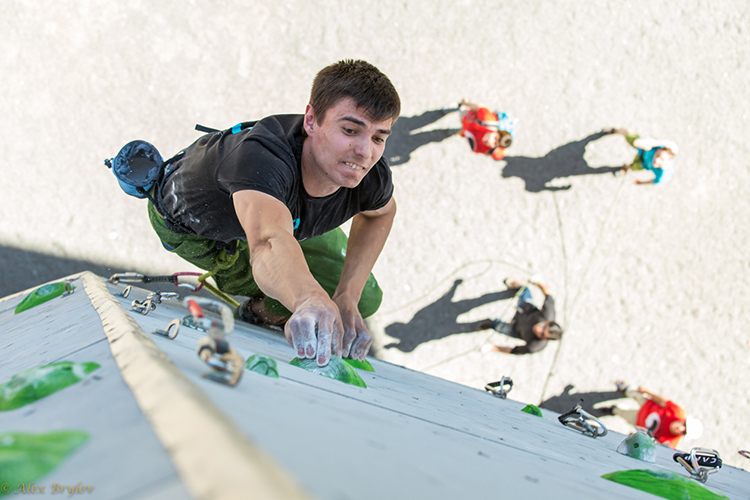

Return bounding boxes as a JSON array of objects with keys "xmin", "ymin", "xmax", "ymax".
[
  {"xmin": 511, "ymin": 339, "xmax": 548, "ymax": 355},
  {"xmin": 541, "ymin": 295, "xmax": 556, "ymax": 322},
  {"xmin": 217, "ymin": 139, "xmax": 295, "ymax": 205},
  {"xmin": 358, "ymin": 160, "xmax": 394, "ymax": 212},
  {"xmin": 477, "ymin": 107, "xmax": 498, "ymax": 123},
  {"xmin": 625, "ymin": 134, "xmax": 641, "ymax": 147}
]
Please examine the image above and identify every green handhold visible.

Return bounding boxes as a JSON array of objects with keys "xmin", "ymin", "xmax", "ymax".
[
  {"xmin": 181, "ymin": 314, "xmax": 207, "ymax": 332},
  {"xmin": 290, "ymin": 356, "xmax": 367, "ymax": 388},
  {"xmin": 245, "ymin": 354, "xmax": 279, "ymax": 378},
  {"xmin": 0, "ymin": 431, "xmax": 89, "ymax": 497},
  {"xmin": 14, "ymin": 282, "xmax": 75, "ymax": 314},
  {"xmin": 616, "ymin": 431, "xmax": 657, "ymax": 463},
  {"xmin": 602, "ymin": 469, "xmax": 729, "ymax": 500},
  {"xmin": 342, "ymin": 358, "xmax": 375, "ymax": 372},
  {"xmin": 0, "ymin": 362, "xmax": 100, "ymax": 411},
  {"xmin": 521, "ymin": 404, "xmax": 543, "ymax": 417}
]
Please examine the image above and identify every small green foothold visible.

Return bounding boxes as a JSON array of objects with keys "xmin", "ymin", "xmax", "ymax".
[
  {"xmin": 0, "ymin": 431, "xmax": 88, "ymax": 496},
  {"xmin": 290, "ymin": 356, "xmax": 367, "ymax": 388},
  {"xmin": 342, "ymin": 358, "xmax": 375, "ymax": 372},
  {"xmin": 602, "ymin": 469, "xmax": 730, "ymax": 500},
  {"xmin": 14, "ymin": 282, "xmax": 75, "ymax": 314},
  {"xmin": 0, "ymin": 362, "xmax": 100, "ymax": 411},
  {"xmin": 181, "ymin": 314, "xmax": 207, "ymax": 332},
  {"xmin": 245, "ymin": 354, "xmax": 279, "ymax": 378},
  {"xmin": 521, "ymin": 404, "xmax": 543, "ymax": 417},
  {"xmin": 616, "ymin": 431, "xmax": 657, "ymax": 463}
]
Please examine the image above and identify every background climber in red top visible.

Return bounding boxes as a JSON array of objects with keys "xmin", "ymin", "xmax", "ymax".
[
  {"xmin": 599, "ymin": 381, "xmax": 703, "ymax": 448},
  {"xmin": 458, "ymin": 99, "xmax": 515, "ymax": 160}
]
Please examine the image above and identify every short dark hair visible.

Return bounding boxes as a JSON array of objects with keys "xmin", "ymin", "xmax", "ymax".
[
  {"xmin": 547, "ymin": 322, "xmax": 563, "ymax": 340},
  {"xmin": 498, "ymin": 130, "xmax": 512, "ymax": 148},
  {"xmin": 309, "ymin": 59, "xmax": 401, "ymax": 125}
]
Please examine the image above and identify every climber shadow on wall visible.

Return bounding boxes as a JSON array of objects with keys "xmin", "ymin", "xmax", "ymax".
[
  {"xmin": 384, "ymin": 108, "xmax": 460, "ymax": 166},
  {"xmin": 540, "ymin": 383, "xmax": 624, "ymax": 417},
  {"xmin": 383, "ymin": 279, "xmax": 515, "ymax": 353},
  {"xmin": 502, "ymin": 131, "xmax": 622, "ymax": 192}
]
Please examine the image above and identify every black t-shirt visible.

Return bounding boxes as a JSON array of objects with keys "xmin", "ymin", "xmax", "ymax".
[
  {"xmin": 159, "ymin": 115, "xmax": 393, "ymax": 243},
  {"xmin": 510, "ymin": 295, "xmax": 556, "ymax": 355}
]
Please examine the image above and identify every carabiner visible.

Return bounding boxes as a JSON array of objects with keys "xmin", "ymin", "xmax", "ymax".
[
  {"xmin": 153, "ymin": 319, "xmax": 181, "ymax": 340},
  {"xmin": 673, "ymin": 448, "xmax": 722, "ymax": 483},
  {"xmin": 558, "ymin": 400, "xmax": 608, "ymax": 438},
  {"xmin": 109, "ymin": 272, "xmax": 146, "ymax": 284},
  {"xmin": 485, "ymin": 376, "xmax": 513, "ymax": 399}
]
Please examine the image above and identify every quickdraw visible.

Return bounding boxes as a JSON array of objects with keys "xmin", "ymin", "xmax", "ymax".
[
  {"xmin": 185, "ymin": 296, "xmax": 242, "ymax": 386},
  {"xmin": 673, "ymin": 448, "xmax": 722, "ymax": 483},
  {"xmin": 485, "ymin": 376, "xmax": 513, "ymax": 399},
  {"xmin": 109, "ymin": 272, "xmax": 205, "ymax": 292},
  {"xmin": 558, "ymin": 399, "xmax": 608, "ymax": 438},
  {"xmin": 109, "ymin": 271, "xmax": 240, "ymax": 309},
  {"xmin": 131, "ymin": 291, "xmax": 180, "ymax": 315}
]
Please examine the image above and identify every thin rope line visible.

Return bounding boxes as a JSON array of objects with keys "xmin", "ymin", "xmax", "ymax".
[
  {"xmin": 538, "ymin": 176, "xmax": 626, "ymax": 403},
  {"xmin": 378, "ymin": 258, "xmax": 530, "ymax": 317},
  {"xmin": 420, "ymin": 286, "xmax": 526, "ymax": 373}
]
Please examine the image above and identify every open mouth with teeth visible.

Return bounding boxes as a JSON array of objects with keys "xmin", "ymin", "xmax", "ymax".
[{"xmin": 344, "ymin": 162, "xmax": 365, "ymax": 171}]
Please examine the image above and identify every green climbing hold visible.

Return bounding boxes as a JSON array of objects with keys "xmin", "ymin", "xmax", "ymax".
[
  {"xmin": 14, "ymin": 282, "xmax": 75, "ymax": 314},
  {"xmin": 0, "ymin": 431, "xmax": 89, "ymax": 497},
  {"xmin": 0, "ymin": 362, "xmax": 100, "ymax": 412},
  {"xmin": 601, "ymin": 469, "xmax": 729, "ymax": 500},
  {"xmin": 521, "ymin": 404, "xmax": 543, "ymax": 417},
  {"xmin": 181, "ymin": 314, "xmax": 207, "ymax": 332},
  {"xmin": 245, "ymin": 354, "xmax": 279, "ymax": 378},
  {"xmin": 342, "ymin": 358, "xmax": 375, "ymax": 372},
  {"xmin": 290, "ymin": 356, "xmax": 367, "ymax": 388},
  {"xmin": 616, "ymin": 431, "xmax": 657, "ymax": 463}
]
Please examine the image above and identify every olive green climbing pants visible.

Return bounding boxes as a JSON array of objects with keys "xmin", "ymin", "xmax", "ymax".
[{"xmin": 147, "ymin": 202, "xmax": 383, "ymax": 318}]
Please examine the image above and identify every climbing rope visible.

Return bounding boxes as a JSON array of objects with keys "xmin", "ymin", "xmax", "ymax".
[
  {"xmin": 378, "ymin": 258, "xmax": 531, "ymax": 317},
  {"xmin": 420, "ymin": 285, "xmax": 528, "ymax": 373},
  {"xmin": 538, "ymin": 174, "xmax": 626, "ymax": 403}
]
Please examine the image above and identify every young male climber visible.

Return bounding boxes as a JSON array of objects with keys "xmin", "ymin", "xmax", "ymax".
[
  {"xmin": 147, "ymin": 60, "xmax": 400, "ymax": 367},
  {"xmin": 606, "ymin": 128, "xmax": 678, "ymax": 185},
  {"xmin": 599, "ymin": 381, "xmax": 703, "ymax": 448},
  {"xmin": 459, "ymin": 99, "xmax": 515, "ymax": 161},
  {"xmin": 476, "ymin": 279, "xmax": 563, "ymax": 355}
]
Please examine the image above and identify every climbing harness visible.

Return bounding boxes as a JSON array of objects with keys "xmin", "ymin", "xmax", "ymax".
[
  {"xmin": 558, "ymin": 399, "xmax": 608, "ymax": 438},
  {"xmin": 131, "ymin": 291, "xmax": 179, "ymax": 315},
  {"xmin": 673, "ymin": 448, "xmax": 722, "ymax": 483},
  {"xmin": 186, "ymin": 296, "xmax": 243, "ymax": 386},
  {"xmin": 152, "ymin": 319, "xmax": 180, "ymax": 340},
  {"xmin": 485, "ymin": 377, "xmax": 513, "ymax": 399}
]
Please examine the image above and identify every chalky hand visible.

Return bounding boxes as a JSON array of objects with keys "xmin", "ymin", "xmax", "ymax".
[
  {"xmin": 335, "ymin": 297, "xmax": 373, "ymax": 361},
  {"xmin": 285, "ymin": 295, "xmax": 342, "ymax": 367}
]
